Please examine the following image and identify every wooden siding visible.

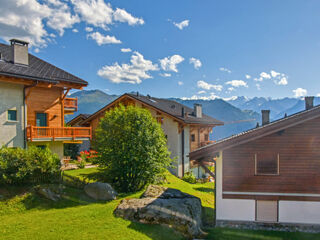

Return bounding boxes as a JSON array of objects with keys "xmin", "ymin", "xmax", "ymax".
[
  {"xmin": 223, "ymin": 116, "xmax": 320, "ymax": 198},
  {"xmin": 26, "ymin": 86, "xmax": 63, "ymax": 127},
  {"xmin": 190, "ymin": 126, "xmax": 213, "ymax": 152}
]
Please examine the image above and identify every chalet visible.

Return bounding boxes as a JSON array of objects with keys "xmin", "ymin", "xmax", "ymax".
[
  {"xmin": 71, "ymin": 93, "xmax": 224, "ymax": 177},
  {"xmin": 189, "ymin": 96, "xmax": 320, "ymax": 226},
  {"xmin": 0, "ymin": 39, "xmax": 91, "ymax": 160}
]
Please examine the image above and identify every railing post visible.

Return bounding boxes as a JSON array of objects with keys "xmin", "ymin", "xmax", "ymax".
[
  {"xmin": 30, "ymin": 126, "xmax": 33, "ymax": 142},
  {"xmin": 90, "ymin": 127, "xmax": 92, "ymax": 140},
  {"xmin": 72, "ymin": 128, "xmax": 75, "ymax": 140},
  {"xmin": 52, "ymin": 127, "xmax": 55, "ymax": 141}
]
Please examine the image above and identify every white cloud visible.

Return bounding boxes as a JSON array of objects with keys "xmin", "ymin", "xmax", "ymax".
[
  {"xmin": 189, "ymin": 57, "xmax": 202, "ymax": 70},
  {"xmin": 97, "ymin": 51, "xmax": 159, "ymax": 84},
  {"xmin": 256, "ymin": 83, "xmax": 261, "ymax": 90},
  {"xmin": 87, "ymin": 31, "xmax": 121, "ymax": 45},
  {"xmin": 113, "ymin": 8, "xmax": 144, "ymax": 25},
  {"xmin": 197, "ymin": 80, "xmax": 223, "ymax": 91},
  {"xmin": 270, "ymin": 70, "xmax": 280, "ymax": 78},
  {"xmin": 72, "ymin": 28, "xmax": 79, "ymax": 33},
  {"xmin": 245, "ymin": 74, "xmax": 251, "ymax": 79},
  {"xmin": 121, "ymin": 48, "xmax": 132, "ymax": 53},
  {"xmin": 178, "ymin": 81, "xmax": 184, "ymax": 86},
  {"xmin": 276, "ymin": 77, "xmax": 288, "ymax": 85},
  {"xmin": 293, "ymin": 88, "xmax": 307, "ymax": 98},
  {"xmin": 181, "ymin": 92, "xmax": 220, "ymax": 100},
  {"xmin": 260, "ymin": 72, "xmax": 271, "ymax": 79},
  {"xmin": 197, "ymin": 90, "xmax": 206, "ymax": 94},
  {"xmin": 46, "ymin": 1, "xmax": 80, "ymax": 36},
  {"xmin": 219, "ymin": 67, "xmax": 231, "ymax": 73},
  {"xmin": 160, "ymin": 55, "xmax": 184, "ymax": 72},
  {"xmin": 159, "ymin": 73, "xmax": 171, "ymax": 77},
  {"xmin": 226, "ymin": 80, "xmax": 248, "ymax": 88},
  {"xmin": 85, "ymin": 26, "xmax": 93, "ymax": 32},
  {"xmin": 223, "ymin": 96, "xmax": 238, "ymax": 101},
  {"xmin": 34, "ymin": 48, "xmax": 40, "ymax": 53},
  {"xmin": 227, "ymin": 87, "xmax": 235, "ymax": 92},
  {"xmin": 72, "ymin": 0, "xmax": 144, "ymax": 30},
  {"xmin": 173, "ymin": 20, "xmax": 189, "ymax": 30}
]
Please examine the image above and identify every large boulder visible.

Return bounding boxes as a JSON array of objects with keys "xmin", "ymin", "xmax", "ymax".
[
  {"xmin": 84, "ymin": 182, "xmax": 117, "ymax": 201},
  {"xmin": 114, "ymin": 185, "xmax": 204, "ymax": 238}
]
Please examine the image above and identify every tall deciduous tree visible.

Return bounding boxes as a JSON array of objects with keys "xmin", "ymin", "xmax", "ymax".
[{"xmin": 94, "ymin": 105, "xmax": 172, "ymax": 192}]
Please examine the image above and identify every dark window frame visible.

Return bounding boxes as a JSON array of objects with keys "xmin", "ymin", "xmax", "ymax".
[
  {"xmin": 7, "ymin": 109, "xmax": 17, "ymax": 121},
  {"xmin": 254, "ymin": 153, "xmax": 280, "ymax": 176},
  {"xmin": 191, "ymin": 134, "xmax": 196, "ymax": 142}
]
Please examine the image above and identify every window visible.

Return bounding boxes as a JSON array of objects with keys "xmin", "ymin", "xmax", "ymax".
[
  {"xmin": 191, "ymin": 134, "xmax": 195, "ymax": 142},
  {"xmin": 204, "ymin": 134, "xmax": 209, "ymax": 141},
  {"xmin": 36, "ymin": 145, "xmax": 47, "ymax": 150},
  {"xmin": 255, "ymin": 153, "xmax": 279, "ymax": 175},
  {"xmin": 36, "ymin": 113, "xmax": 48, "ymax": 127},
  {"xmin": 8, "ymin": 110, "xmax": 17, "ymax": 121},
  {"xmin": 256, "ymin": 200, "xmax": 278, "ymax": 222}
]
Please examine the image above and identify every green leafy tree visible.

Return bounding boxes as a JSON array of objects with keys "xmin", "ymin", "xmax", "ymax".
[{"xmin": 94, "ymin": 105, "xmax": 172, "ymax": 192}]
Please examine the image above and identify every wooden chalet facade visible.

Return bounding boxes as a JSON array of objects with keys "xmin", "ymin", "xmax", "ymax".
[
  {"xmin": 189, "ymin": 97, "xmax": 320, "ymax": 225},
  {"xmin": 70, "ymin": 93, "xmax": 224, "ymax": 177},
  {"xmin": 0, "ymin": 39, "xmax": 91, "ymax": 159}
]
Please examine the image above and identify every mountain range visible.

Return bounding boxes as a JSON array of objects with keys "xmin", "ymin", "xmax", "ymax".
[{"xmin": 66, "ymin": 90, "xmax": 318, "ymax": 140}]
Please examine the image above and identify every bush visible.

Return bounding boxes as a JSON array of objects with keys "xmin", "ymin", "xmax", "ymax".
[
  {"xmin": 181, "ymin": 172, "xmax": 197, "ymax": 184},
  {"xmin": 0, "ymin": 146, "xmax": 61, "ymax": 185},
  {"xmin": 94, "ymin": 104, "xmax": 172, "ymax": 192}
]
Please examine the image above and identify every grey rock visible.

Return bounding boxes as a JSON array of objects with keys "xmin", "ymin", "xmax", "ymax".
[
  {"xmin": 38, "ymin": 188, "xmax": 61, "ymax": 201},
  {"xmin": 84, "ymin": 182, "xmax": 117, "ymax": 201},
  {"xmin": 114, "ymin": 185, "xmax": 205, "ymax": 238}
]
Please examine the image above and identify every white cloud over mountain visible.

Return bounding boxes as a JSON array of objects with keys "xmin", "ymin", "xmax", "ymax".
[
  {"xmin": 293, "ymin": 88, "xmax": 307, "ymax": 98},
  {"xmin": 197, "ymin": 80, "xmax": 223, "ymax": 91},
  {"xmin": 121, "ymin": 48, "xmax": 132, "ymax": 53},
  {"xmin": 225, "ymin": 80, "xmax": 248, "ymax": 88},
  {"xmin": 219, "ymin": 67, "xmax": 231, "ymax": 73},
  {"xmin": 97, "ymin": 51, "xmax": 159, "ymax": 84}
]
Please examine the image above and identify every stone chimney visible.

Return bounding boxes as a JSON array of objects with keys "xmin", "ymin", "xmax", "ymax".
[
  {"xmin": 10, "ymin": 39, "xmax": 29, "ymax": 65},
  {"xmin": 261, "ymin": 110, "xmax": 270, "ymax": 126},
  {"xmin": 194, "ymin": 103, "xmax": 202, "ymax": 118},
  {"xmin": 305, "ymin": 96, "xmax": 314, "ymax": 110}
]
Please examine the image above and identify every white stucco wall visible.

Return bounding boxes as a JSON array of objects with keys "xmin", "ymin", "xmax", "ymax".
[
  {"xmin": 28, "ymin": 141, "xmax": 64, "ymax": 160},
  {"xmin": 216, "ymin": 151, "xmax": 256, "ymax": 221},
  {"xmin": 279, "ymin": 201, "xmax": 320, "ymax": 224},
  {"xmin": 0, "ymin": 81, "xmax": 25, "ymax": 148}
]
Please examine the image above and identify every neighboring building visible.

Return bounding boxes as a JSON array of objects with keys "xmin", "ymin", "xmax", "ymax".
[
  {"xmin": 0, "ymin": 39, "xmax": 91, "ymax": 159},
  {"xmin": 71, "ymin": 93, "xmax": 224, "ymax": 177},
  {"xmin": 189, "ymin": 96, "xmax": 320, "ymax": 225}
]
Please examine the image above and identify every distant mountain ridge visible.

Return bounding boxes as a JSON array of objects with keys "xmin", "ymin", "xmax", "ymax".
[{"xmin": 66, "ymin": 90, "xmax": 318, "ymax": 140}]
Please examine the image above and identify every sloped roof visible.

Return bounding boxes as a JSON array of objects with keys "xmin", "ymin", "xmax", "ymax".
[
  {"xmin": 0, "ymin": 43, "xmax": 87, "ymax": 86},
  {"xmin": 189, "ymin": 104, "xmax": 320, "ymax": 160},
  {"xmin": 67, "ymin": 114, "xmax": 91, "ymax": 126},
  {"xmin": 83, "ymin": 93, "xmax": 224, "ymax": 126}
]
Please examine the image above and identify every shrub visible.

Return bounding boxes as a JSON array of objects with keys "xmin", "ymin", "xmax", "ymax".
[
  {"xmin": 94, "ymin": 104, "xmax": 172, "ymax": 192},
  {"xmin": 0, "ymin": 146, "xmax": 61, "ymax": 185},
  {"xmin": 181, "ymin": 171, "xmax": 197, "ymax": 184}
]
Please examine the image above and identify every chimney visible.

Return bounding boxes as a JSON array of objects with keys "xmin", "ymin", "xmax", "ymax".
[
  {"xmin": 305, "ymin": 96, "xmax": 314, "ymax": 110},
  {"xmin": 261, "ymin": 110, "xmax": 270, "ymax": 126},
  {"xmin": 181, "ymin": 107, "xmax": 185, "ymax": 117},
  {"xmin": 194, "ymin": 103, "xmax": 202, "ymax": 118},
  {"xmin": 10, "ymin": 39, "xmax": 29, "ymax": 65}
]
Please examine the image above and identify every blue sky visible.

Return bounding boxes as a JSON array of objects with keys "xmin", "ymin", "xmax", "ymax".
[{"xmin": 1, "ymin": 0, "xmax": 320, "ymax": 99}]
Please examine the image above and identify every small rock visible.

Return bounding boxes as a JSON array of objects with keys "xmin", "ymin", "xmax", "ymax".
[
  {"xmin": 84, "ymin": 182, "xmax": 117, "ymax": 201},
  {"xmin": 37, "ymin": 188, "xmax": 61, "ymax": 201}
]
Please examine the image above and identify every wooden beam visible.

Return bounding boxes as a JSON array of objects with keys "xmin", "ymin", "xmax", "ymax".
[{"xmin": 61, "ymin": 88, "xmax": 71, "ymax": 101}]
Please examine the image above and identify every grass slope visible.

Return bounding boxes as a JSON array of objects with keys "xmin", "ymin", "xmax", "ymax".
[{"xmin": 1, "ymin": 168, "xmax": 320, "ymax": 240}]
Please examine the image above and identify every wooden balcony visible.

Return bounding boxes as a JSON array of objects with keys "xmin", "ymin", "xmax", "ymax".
[
  {"xmin": 26, "ymin": 126, "xmax": 91, "ymax": 142},
  {"xmin": 64, "ymin": 97, "xmax": 78, "ymax": 114}
]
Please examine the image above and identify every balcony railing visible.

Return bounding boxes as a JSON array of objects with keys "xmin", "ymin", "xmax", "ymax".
[
  {"xmin": 64, "ymin": 97, "xmax": 78, "ymax": 112},
  {"xmin": 26, "ymin": 126, "xmax": 91, "ymax": 142}
]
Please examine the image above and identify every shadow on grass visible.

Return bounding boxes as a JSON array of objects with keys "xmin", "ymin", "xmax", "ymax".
[
  {"xmin": 202, "ymin": 206, "xmax": 216, "ymax": 227},
  {"xmin": 128, "ymin": 222, "xmax": 185, "ymax": 240},
  {"xmin": 194, "ymin": 187, "xmax": 214, "ymax": 193}
]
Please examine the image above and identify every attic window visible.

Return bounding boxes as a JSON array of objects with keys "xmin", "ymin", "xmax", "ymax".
[
  {"xmin": 255, "ymin": 153, "xmax": 279, "ymax": 175},
  {"xmin": 191, "ymin": 134, "xmax": 195, "ymax": 142}
]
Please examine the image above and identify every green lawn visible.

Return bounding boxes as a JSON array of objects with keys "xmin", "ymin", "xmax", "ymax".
[{"xmin": 0, "ymin": 168, "xmax": 320, "ymax": 240}]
